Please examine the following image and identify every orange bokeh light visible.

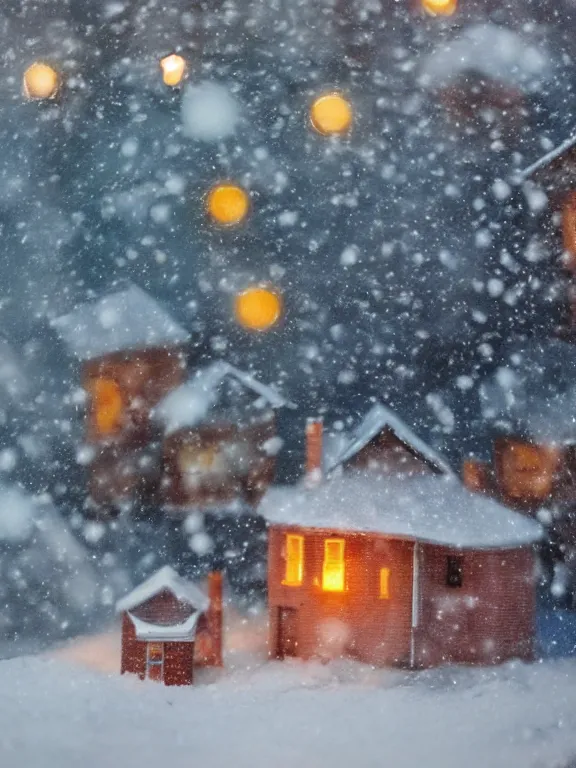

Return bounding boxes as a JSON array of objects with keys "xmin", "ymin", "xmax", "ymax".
[
  {"xmin": 310, "ymin": 93, "xmax": 352, "ymax": 136},
  {"xmin": 160, "ymin": 54, "xmax": 187, "ymax": 87},
  {"xmin": 422, "ymin": 0, "xmax": 457, "ymax": 16},
  {"xmin": 207, "ymin": 184, "xmax": 250, "ymax": 226},
  {"xmin": 234, "ymin": 286, "xmax": 282, "ymax": 331},
  {"xmin": 90, "ymin": 378, "xmax": 123, "ymax": 436},
  {"xmin": 23, "ymin": 62, "xmax": 59, "ymax": 100}
]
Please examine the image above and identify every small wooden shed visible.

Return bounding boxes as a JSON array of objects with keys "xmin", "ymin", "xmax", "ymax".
[
  {"xmin": 260, "ymin": 473, "xmax": 541, "ymax": 668},
  {"xmin": 116, "ymin": 566, "xmax": 223, "ymax": 686},
  {"xmin": 155, "ymin": 361, "xmax": 293, "ymax": 514}
]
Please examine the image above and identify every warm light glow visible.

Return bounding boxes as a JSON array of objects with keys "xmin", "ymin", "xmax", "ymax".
[
  {"xmin": 160, "ymin": 54, "xmax": 187, "ymax": 87},
  {"xmin": 322, "ymin": 539, "xmax": 345, "ymax": 592},
  {"xmin": 421, "ymin": 0, "xmax": 457, "ymax": 16},
  {"xmin": 379, "ymin": 567, "xmax": 390, "ymax": 599},
  {"xmin": 90, "ymin": 378, "xmax": 123, "ymax": 436},
  {"xmin": 23, "ymin": 62, "xmax": 59, "ymax": 100},
  {"xmin": 282, "ymin": 534, "xmax": 304, "ymax": 586},
  {"xmin": 207, "ymin": 184, "xmax": 250, "ymax": 226},
  {"xmin": 234, "ymin": 286, "xmax": 282, "ymax": 332},
  {"xmin": 310, "ymin": 93, "xmax": 352, "ymax": 136}
]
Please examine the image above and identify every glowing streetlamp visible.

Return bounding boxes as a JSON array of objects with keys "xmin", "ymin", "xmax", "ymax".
[
  {"xmin": 310, "ymin": 93, "xmax": 352, "ymax": 136},
  {"xmin": 23, "ymin": 62, "xmax": 59, "ymax": 100},
  {"xmin": 207, "ymin": 184, "xmax": 250, "ymax": 226},
  {"xmin": 160, "ymin": 54, "xmax": 187, "ymax": 87},
  {"xmin": 234, "ymin": 286, "xmax": 282, "ymax": 332},
  {"xmin": 421, "ymin": 0, "xmax": 458, "ymax": 16}
]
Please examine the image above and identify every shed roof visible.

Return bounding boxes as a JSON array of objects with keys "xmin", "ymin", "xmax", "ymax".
[
  {"xmin": 115, "ymin": 565, "xmax": 210, "ymax": 614},
  {"xmin": 126, "ymin": 611, "xmax": 202, "ymax": 642},
  {"xmin": 154, "ymin": 360, "xmax": 294, "ymax": 435},
  {"xmin": 326, "ymin": 403, "xmax": 454, "ymax": 476},
  {"xmin": 52, "ymin": 284, "xmax": 190, "ymax": 361},
  {"xmin": 259, "ymin": 473, "xmax": 542, "ymax": 549},
  {"xmin": 516, "ymin": 133, "xmax": 576, "ymax": 184}
]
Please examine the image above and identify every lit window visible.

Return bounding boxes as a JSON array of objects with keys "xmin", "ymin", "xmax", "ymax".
[
  {"xmin": 234, "ymin": 286, "xmax": 282, "ymax": 332},
  {"xmin": 160, "ymin": 54, "xmax": 187, "ymax": 87},
  {"xmin": 23, "ymin": 62, "xmax": 59, "ymax": 100},
  {"xmin": 310, "ymin": 93, "xmax": 352, "ymax": 136},
  {"xmin": 379, "ymin": 567, "xmax": 390, "ymax": 599},
  {"xmin": 421, "ymin": 0, "xmax": 457, "ymax": 16},
  {"xmin": 146, "ymin": 642, "xmax": 164, "ymax": 682},
  {"xmin": 206, "ymin": 183, "xmax": 249, "ymax": 226},
  {"xmin": 322, "ymin": 538, "xmax": 345, "ymax": 592},
  {"xmin": 89, "ymin": 378, "xmax": 123, "ymax": 436},
  {"xmin": 446, "ymin": 556, "xmax": 463, "ymax": 588},
  {"xmin": 282, "ymin": 534, "xmax": 304, "ymax": 586}
]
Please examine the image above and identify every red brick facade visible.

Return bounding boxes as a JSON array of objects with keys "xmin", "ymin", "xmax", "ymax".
[{"xmin": 268, "ymin": 524, "xmax": 536, "ymax": 668}]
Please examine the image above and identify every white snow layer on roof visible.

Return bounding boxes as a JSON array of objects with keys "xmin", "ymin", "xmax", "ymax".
[
  {"xmin": 327, "ymin": 403, "xmax": 454, "ymax": 475},
  {"xmin": 259, "ymin": 474, "xmax": 541, "ymax": 548},
  {"xmin": 155, "ymin": 361, "xmax": 293, "ymax": 434},
  {"xmin": 116, "ymin": 565, "xmax": 210, "ymax": 614},
  {"xmin": 6, "ymin": 650, "xmax": 576, "ymax": 768},
  {"xmin": 52, "ymin": 284, "xmax": 190, "ymax": 360},
  {"xmin": 421, "ymin": 24, "xmax": 549, "ymax": 90},
  {"xmin": 127, "ymin": 611, "xmax": 202, "ymax": 642}
]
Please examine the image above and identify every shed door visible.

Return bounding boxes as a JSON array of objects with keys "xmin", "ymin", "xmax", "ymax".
[
  {"xmin": 146, "ymin": 642, "xmax": 164, "ymax": 682},
  {"xmin": 277, "ymin": 607, "xmax": 299, "ymax": 658}
]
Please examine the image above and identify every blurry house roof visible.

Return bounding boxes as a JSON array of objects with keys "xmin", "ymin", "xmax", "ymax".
[
  {"xmin": 51, "ymin": 284, "xmax": 190, "ymax": 361},
  {"xmin": 154, "ymin": 361, "xmax": 295, "ymax": 435},
  {"xmin": 326, "ymin": 403, "xmax": 454, "ymax": 476},
  {"xmin": 420, "ymin": 23, "xmax": 550, "ymax": 92},
  {"xmin": 259, "ymin": 473, "xmax": 541, "ymax": 549},
  {"xmin": 116, "ymin": 565, "xmax": 210, "ymax": 614}
]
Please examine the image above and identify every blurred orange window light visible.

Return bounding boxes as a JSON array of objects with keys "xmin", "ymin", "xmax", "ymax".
[
  {"xmin": 422, "ymin": 0, "xmax": 457, "ymax": 16},
  {"xmin": 23, "ymin": 62, "xmax": 59, "ymax": 100},
  {"xmin": 90, "ymin": 378, "xmax": 123, "ymax": 435},
  {"xmin": 160, "ymin": 54, "xmax": 187, "ymax": 87},
  {"xmin": 207, "ymin": 184, "xmax": 249, "ymax": 226},
  {"xmin": 322, "ymin": 538, "xmax": 345, "ymax": 592},
  {"xmin": 234, "ymin": 286, "xmax": 282, "ymax": 331},
  {"xmin": 310, "ymin": 93, "xmax": 352, "ymax": 136}
]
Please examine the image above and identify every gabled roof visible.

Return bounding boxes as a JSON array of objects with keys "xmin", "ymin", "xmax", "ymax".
[
  {"xmin": 516, "ymin": 133, "xmax": 576, "ymax": 185},
  {"xmin": 326, "ymin": 403, "xmax": 454, "ymax": 476},
  {"xmin": 115, "ymin": 565, "xmax": 210, "ymax": 614},
  {"xmin": 52, "ymin": 284, "xmax": 190, "ymax": 361},
  {"xmin": 155, "ymin": 361, "xmax": 295, "ymax": 435},
  {"xmin": 259, "ymin": 474, "xmax": 542, "ymax": 549}
]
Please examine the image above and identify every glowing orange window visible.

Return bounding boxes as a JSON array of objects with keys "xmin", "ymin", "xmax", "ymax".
[
  {"xmin": 282, "ymin": 534, "xmax": 304, "ymax": 586},
  {"xmin": 379, "ymin": 567, "xmax": 390, "ymax": 599},
  {"xmin": 89, "ymin": 378, "xmax": 123, "ymax": 436},
  {"xmin": 322, "ymin": 538, "xmax": 345, "ymax": 592}
]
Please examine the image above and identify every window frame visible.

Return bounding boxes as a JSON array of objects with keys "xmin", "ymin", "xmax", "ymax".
[
  {"xmin": 322, "ymin": 538, "xmax": 345, "ymax": 592},
  {"xmin": 282, "ymin": 534, "xmax": 304, "ymax": 587},
  {"xmin": 446, "ymin": 556, "xmax": 463, "ymax": 589},
  {"xmin": 379, "ymin": 567, "xmax": 391, "ymax": 599}
]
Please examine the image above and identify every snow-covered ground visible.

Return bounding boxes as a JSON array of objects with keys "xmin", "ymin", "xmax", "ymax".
[{"xmin": 0, "ymin": 614, "xmax": 573, "ymax": 768}]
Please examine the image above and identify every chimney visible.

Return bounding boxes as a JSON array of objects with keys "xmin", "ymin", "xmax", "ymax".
[
  {"xmin": 306, "ymin": 417, "xmax": 323, "ymax": 484},
  {"xmin": 205, "ymin": 571, "xmax": 223, "ymax": 667}
]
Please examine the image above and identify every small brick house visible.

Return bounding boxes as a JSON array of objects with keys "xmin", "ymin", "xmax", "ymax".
[
  {"xmin": 260, "ymin": 473, "xmax": 541, "ymax": 668},
  {"xmin": 52, "ymin": 284, "xmax": 190, "ymax": 514},
  {"xmin": 154, "ymin": 361, "xmax": 294, "ymax": 515},
  {"xmin": 116, "ymin": 565, "xmax": 223, "ymax": 686}
]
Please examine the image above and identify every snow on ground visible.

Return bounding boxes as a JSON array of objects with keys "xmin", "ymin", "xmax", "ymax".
[{"xmin": 0, "ymin": 612, "xmax": 572, "ymax": 768}]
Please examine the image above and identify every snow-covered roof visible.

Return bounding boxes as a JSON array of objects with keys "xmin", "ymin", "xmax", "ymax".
[
  {"xmin": 259, "ymin": 474, "xmax": 542, "ymax": 549},
  {"xmin": 420, "ymin": 24, "xmax": 550, "ymax": 92},
  {"xmin": 52, "ymin": 284, "xmax": 190, "ymax": 361},
  {"xmin": 115, "ymin": 565, "xmax": 210, "ymax": 614},
  {"xmin": 326, "ymin": 403, "xmax": 454, "ymax": 476},
  {"xmin": 127, "ymin": 611, "xmax": 202, "ymax": 642},
  {"xmin": 154, "ymin": 361, "xmax": 294, "ymax": 435}
]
